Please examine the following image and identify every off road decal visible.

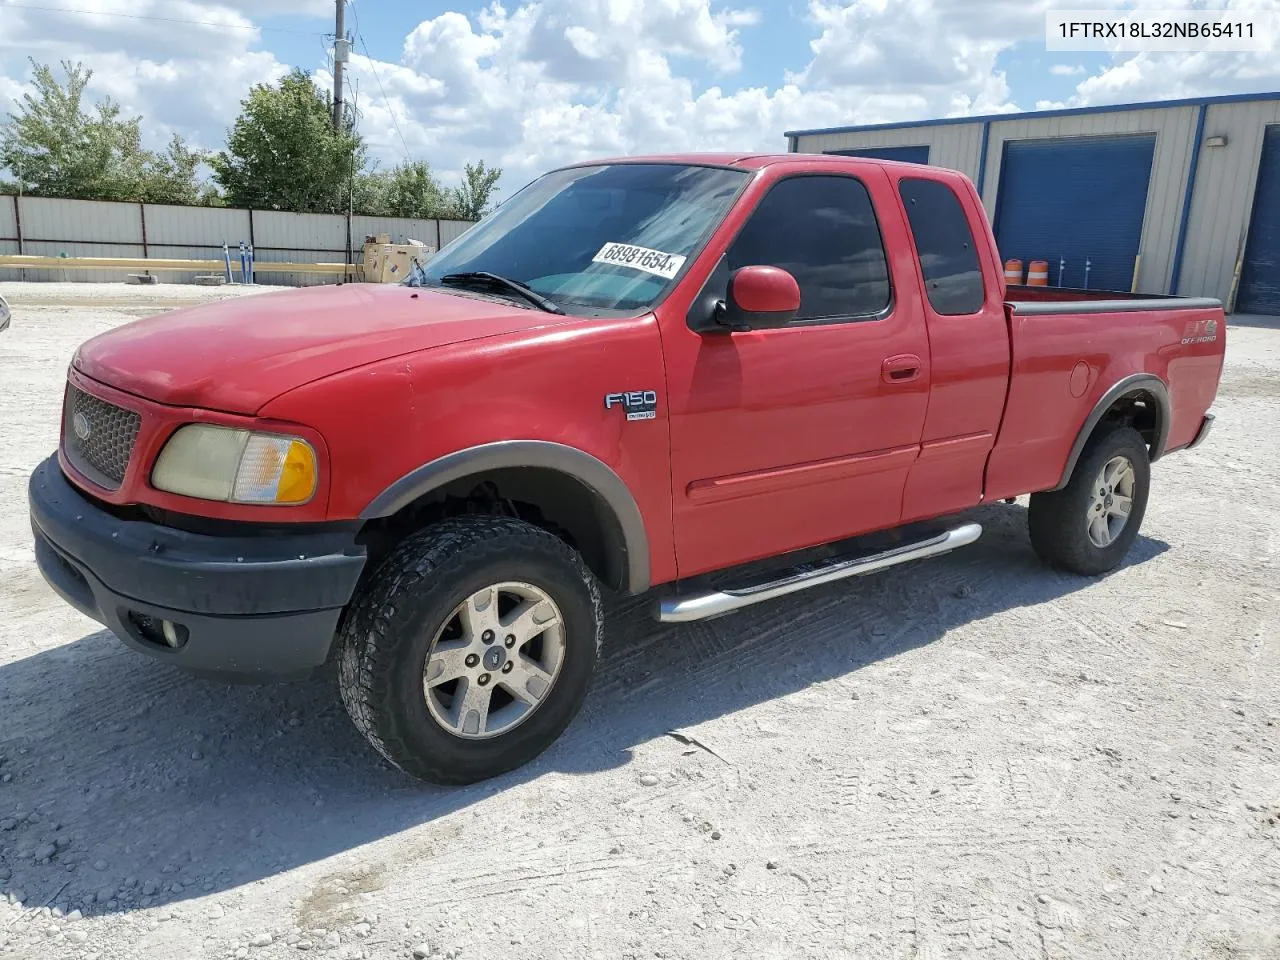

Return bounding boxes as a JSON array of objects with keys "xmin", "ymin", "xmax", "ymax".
[
  {"xmin": 1181, "ymin": 318, "xmax": 1219, "ymax": 345},
  {"xmin": 591, "ymin": 242, "xmax": 686, "ymax": 280}
]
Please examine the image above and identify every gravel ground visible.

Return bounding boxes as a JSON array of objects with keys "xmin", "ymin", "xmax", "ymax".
[{"xmin": 0, "ymin": 283, "xmax": 1277, "ymax": 960}]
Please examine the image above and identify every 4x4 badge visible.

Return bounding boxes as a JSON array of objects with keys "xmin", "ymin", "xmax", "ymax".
[
  {"xmin": 1181, "ymin": 318, "xmax": 1218, "ymax": 344},
  {"xmin": 604, "ymin": 390, "xmax": 658, "ymax": 421}
]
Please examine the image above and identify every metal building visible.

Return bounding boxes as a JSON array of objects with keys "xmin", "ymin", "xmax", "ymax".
[{"xmin": 785, "ymin": 92, "xmax": 1280, "ymax": 314}]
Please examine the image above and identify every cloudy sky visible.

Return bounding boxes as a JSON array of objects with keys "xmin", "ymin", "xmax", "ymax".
[{"xmin": 1, "ymin": 0, "xmax": 1277, "ymax": 196}]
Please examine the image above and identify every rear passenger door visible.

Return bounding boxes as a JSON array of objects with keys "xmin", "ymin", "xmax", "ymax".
[
  {"xmin": 663, "ymin": 167, "xmax": 933, "ymax": 578},
  {"xmin": 894, "ymin": 174, "xmax": 1011, "ymax": 521}
]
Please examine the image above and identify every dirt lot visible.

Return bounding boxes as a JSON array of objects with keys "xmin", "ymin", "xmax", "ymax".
[{"xmin": 0, "ymin": 282, "xmax": 1277, "ymax": 960}]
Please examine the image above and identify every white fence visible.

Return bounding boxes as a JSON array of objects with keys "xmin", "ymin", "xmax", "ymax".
[{"xmin": 0, "ymin": 195, "xmax": 475, "ymax": 285}]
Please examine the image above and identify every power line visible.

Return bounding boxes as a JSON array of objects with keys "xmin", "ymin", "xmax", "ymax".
[
  {"xmin": 0, "ymin": 2, "xmax": 326, "ymax": 35},
  {"xmin": 347, "ymin": 0, "xmax": 414, "ymax": 164}
]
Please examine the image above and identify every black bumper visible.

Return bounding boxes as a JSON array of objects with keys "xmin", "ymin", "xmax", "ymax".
[
  {"xmin": 28, "ymin": 455, "xmax": 367, "ymax": 681},
  {"xmin": 1187, "ymin": 413, "xmax": 1215, "ymax": 449}
]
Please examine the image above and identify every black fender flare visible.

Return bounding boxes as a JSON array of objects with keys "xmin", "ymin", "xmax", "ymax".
[
  {"xmin": 1051, "ymin": 373, "xmax": 1170, "ymax": 491},
  {"xmin": 359, "ymin": 440, "xmax": 651, "ymax": 594}
]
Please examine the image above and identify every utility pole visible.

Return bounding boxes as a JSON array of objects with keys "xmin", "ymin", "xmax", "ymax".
[{"xmin": 332, "ymin": 0, "xmax": 347, "ymax": 131}]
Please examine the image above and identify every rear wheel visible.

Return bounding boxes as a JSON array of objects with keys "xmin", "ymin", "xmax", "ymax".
[
  {"xmin": 1028, "ymin": 425, "xmax": 1151, "ymax": 576},
  {"xmin": 338, "ymin": 516, "xmax": 603, "ymax": 785}
]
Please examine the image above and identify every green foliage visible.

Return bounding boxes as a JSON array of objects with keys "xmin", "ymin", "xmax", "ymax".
[
  {"xmin": 197, "ymin": 183, "xmax": 226, "ymax": 207},
  {"xmin": 211, "ymin": 68, "xmax": 364, "ymax": 214},
  {"xmin": 139, "ymin": 135, "xmax": 209, "ymax": 205},
  {"xmin": 0, "ymin": 59, "xmax": 498, "ymax": 222},
  {"xmin": 0, "ymin": 59, "xmax": 207, "ymax": 204},
  {"xmin": 352, "ymin": 161, "xmax": 450, "ymax": 218},
  {"xmin": 449, "ymin": 160, "xmax": 503, "ymax": 220}
]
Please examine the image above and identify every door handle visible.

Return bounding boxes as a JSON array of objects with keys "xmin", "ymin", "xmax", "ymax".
[{"xmin": 881, "ymin": 354, "xmax": 922, "ymax": 384}]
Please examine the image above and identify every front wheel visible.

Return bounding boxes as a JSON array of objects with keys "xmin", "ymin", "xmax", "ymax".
[
  {"xmin": 1028, "ymin": 425, "xmax": 1151, "ymax": 576},
  {"xmin": 338, "ymin": 516, "xmax": 604, "ymax": 785}
]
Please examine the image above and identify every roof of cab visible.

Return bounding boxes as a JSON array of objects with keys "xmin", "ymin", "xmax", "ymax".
[{"xmin": 558, "ymin": 152, "xmax": 935, "ymax": 171}]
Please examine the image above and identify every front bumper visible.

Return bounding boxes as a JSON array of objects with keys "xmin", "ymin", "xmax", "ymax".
[{"xmin": 28, "ymin": 455, "xmax": 367, "ymax": 681}]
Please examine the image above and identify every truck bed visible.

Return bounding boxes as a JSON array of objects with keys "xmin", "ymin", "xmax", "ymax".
[
  {"xmin": 982, "ymin": 285, "xmax": 1225, "ymax": 502},
  {"xmin": 1005, "ymin": 285, "xmax": 1223, "ymax": 314}
]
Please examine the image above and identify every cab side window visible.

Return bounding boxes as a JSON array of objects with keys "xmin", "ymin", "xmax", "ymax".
[
  {"xmin": 727, "ymin": 175, "xmax": 891, "ymax": 322},
  {"xmin": 898, "ymin": 177, "xmax": 985, "ymax": 315}
]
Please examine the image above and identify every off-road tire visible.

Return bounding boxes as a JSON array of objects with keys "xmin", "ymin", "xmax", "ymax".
[
  {"xmin": 1028, "ymin": 425, "xmax": 1151, "ymax": 576},
  {"xmin": 338, "ymin": 516, "xmax": 604, "ymax": 785}
]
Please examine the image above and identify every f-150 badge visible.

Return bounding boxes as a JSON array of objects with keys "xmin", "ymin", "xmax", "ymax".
[{"xmin": 604, "ymin": 390, "xmax": 658, "ymax": 421}]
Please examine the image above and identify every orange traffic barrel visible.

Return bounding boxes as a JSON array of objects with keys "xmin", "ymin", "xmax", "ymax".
[
  {"xmin": 1004, "ymin": 259, "xmax": 1024, "ymax": 285},
  {"xmin": 1027, "ymin": 260, "xmax": 1050, "ymax": 286}
]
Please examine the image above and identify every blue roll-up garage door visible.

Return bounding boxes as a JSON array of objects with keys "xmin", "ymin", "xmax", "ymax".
[
  {"xmin": 1238, "ymin": 125, "xmax": 1280, "ymax": 315},
  {"xmin": 826, "ymin": 145, "xmax": 930, "ymax": 164},
  {"xmin": 994, "ymin": 133, "xmax": 1156, "ymax": 292}
]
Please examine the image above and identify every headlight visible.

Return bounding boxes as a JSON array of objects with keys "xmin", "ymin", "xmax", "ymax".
[{"xmin": 151, "ymin": 424, "xmax": 318, "ymax": 505}]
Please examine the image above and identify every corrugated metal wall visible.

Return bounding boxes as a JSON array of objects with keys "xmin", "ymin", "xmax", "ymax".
[
  {"xmin": 440, "ymin": 220, "xmax": 475, "ymax": 246},
  {"xmin": 794, "ymin": 123, "xmax": 987, "ymax": 183},
  {"xmin": 1177, "ymin": 99, "xmax": 1280, "ymax": 304},
  {"xmin": 143, "ymin": 204, "xmax": 251, "ymax": 285},
  {"xmin": 981, "ymin": 106, "xmax": 1199, "ymax": 294},
  {"xmin": 0, "ymin": 197, "xmax": 476, "ymax": 285},
  {"xmin": 0, "ymin": 196, "xmax": 17, "ymax": 263},
  {"xmin": 15, "ymin": 197, "xmax": 148, "ymax": 282}
]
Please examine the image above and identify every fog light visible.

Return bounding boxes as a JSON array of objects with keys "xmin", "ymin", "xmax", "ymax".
[{"xmin": 161, "ymin": 620, "xmax": 189, "ymax": 649}]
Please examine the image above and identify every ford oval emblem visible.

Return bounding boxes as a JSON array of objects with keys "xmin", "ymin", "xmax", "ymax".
[{"xmin": 72, "ymin": 411, "xmax": 92, "ymax": 442}]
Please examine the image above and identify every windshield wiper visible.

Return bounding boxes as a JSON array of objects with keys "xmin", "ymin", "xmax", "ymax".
[{"xmin": 438, "ymin": 272, "xmax": 564, "ymax": 314}]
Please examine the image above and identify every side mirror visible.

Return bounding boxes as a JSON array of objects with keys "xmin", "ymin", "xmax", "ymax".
[{"xmin": 720, "ymin": 265, "xmax": 801, "ymax": 331}]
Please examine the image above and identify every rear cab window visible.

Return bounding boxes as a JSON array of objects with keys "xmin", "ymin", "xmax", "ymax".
[
  {"xmin": 727, "ymin": 175, "xmax": 892, "ymax": 323},
  {"xmin": 898, "ymin": 177, "xmax": 985, "ymax": 315}
]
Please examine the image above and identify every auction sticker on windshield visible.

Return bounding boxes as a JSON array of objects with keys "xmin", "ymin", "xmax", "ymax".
[{"xmin": 592, "ymin": 242, "xmax": 687, "ymax": 280}]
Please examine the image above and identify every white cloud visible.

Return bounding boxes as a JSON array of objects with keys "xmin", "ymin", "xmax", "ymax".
[
  {"xmin": 2, "ymin": 0, "xmax": 1278, "ymax": 195},
  {"xmin": 0, "ymin": 1, "xmax": 304, "ymax": 151},
  {"xmin": 340, "ymin": 0, "xmax": 1042, "ymax": 185}
]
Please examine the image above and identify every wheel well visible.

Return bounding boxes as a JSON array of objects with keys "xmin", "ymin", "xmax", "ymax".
[
  {"xmin": 1096, "ymin": 389, "xmax": 1162, "ymax": 454},
  {"xmin": 1053, "ymin": 377, "xmax": 1170, "ymax": 492},
  {"xmin": 357, "ymin": 466, "xmax": 630, "ymax": 593}
]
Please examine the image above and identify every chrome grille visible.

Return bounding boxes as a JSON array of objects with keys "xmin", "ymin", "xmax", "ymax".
[{"xmin": 63, "ymin": 384, "xmax": 141, "ymax": 490}]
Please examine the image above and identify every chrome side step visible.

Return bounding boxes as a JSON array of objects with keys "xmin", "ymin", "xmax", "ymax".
[{"xmin": 657, "ymin": 522, "xmax": 983, "ymax": 623}]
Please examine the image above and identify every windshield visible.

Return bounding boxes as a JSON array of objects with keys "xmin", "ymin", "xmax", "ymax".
[{"xmin": 408, "ymin": 163, "xmax": 749, "ymax": 315}]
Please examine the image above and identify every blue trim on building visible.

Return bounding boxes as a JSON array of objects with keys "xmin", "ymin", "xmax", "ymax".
[
  {"xmin": 975, "ymin": 120, "xmax": 991, "ymax": 199},
  {"xmin": 1169, "ymin": 103, "xmax": 1208, "ymax": 296},
  {"xmin": 784, "ymin": 90, "xmax": 1280, "ymax": 140}
]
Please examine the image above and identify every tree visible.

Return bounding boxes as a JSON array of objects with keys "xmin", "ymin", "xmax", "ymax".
[
  {"xmin": 353, "ymin": 161, "xmax": 449, "ymax": 218},
  {"xmin": 449, "ymin": 160, "xmax": 502, "ymax": 220},
  {"xmin": 2, "ymin": 59, "xmax": 143, "ymax": 200},
  {"xmin": 211, "ymin": 68, "xmax": 364, "ymax": 214},
  {"xmin": 140, "ymin": 135, "xmax": 208, "ymax": 206},
  {"xmin": 0, "ymin": 59, "xmax": 206, "ymax": 204}
]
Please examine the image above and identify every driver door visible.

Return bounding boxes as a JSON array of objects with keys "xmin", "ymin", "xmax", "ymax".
[{"xmin": 662, "ymin": 166, "xmax": 932, "ymax": 577}]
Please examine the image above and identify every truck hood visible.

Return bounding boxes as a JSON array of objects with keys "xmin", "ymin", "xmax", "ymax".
[{"xmin": 73, "ymin": 284, "xmax": 569, "ymax": 414}]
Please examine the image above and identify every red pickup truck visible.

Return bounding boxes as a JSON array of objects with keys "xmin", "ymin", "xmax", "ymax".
[{"xmin": 29, "ymin": 153, "xmax": 1224, "ymax": 784}]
